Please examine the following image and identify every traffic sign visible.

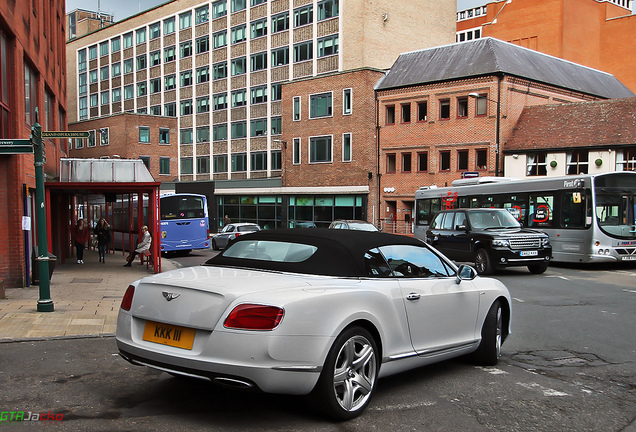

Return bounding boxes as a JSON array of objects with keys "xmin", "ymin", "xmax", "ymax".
[
  {"xmin": 0, "ymin": 139, "xmax": 33, "ymax": 154},
  {"xmin": 42, "ymin": 131, "xmax": 90, "ymax": 138}
]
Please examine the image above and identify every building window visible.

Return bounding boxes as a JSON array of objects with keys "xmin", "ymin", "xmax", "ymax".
[
  {"xmin": 271, "ymin": 150, "xmax": 282, "ymax": 170},
  {"xmin": 231, "ymin": 57, "xmax": 246, "ymax": 76},
  {"xmin": 180, "ymin": 128, "xmax": 193, "ymax": 144},
  {"xmin": 343, "ymin": 133, "xmax": 352, "ymax": 162},
  {"xmin": 140, "ymin": 156, "xmax": 150, "ymax": 170},
  {"xmin": 567, "ymin": 150, "xmax": 589, "ymax": 175},
  {"xmin": 111, "ymin": 37, "xmax": 120, "ymax": 52},
  {"xmin": 112, "ymin": 62, "xmax": 121, "ymax": 77},
  {"xmin": 293, "ymin": 138, "xmax": 301, "ymax": 164},
  {"xmin": 402, "ymin": 152, "xmax": 412, "ymax": 172},
  {"xmin": 386, "ymin": 106, "xmax": 395, "ymax": 125},
  {"xmin": 179, "ymin": 11, "xmax": 192, "ymax": 30},
  {"xmin": 124, "ymin": 85, "xmax": 134, "ymax": 100},
  {"xmin": 89, "ymin": 69, "xmax": 98, "ymax": 83},
  {"xmin": 195, "ymin": 5, "xmax": 209, "ymax": 24},
  {"xmin": 123, "ymin": 32, "xmax": 133, "ymax": 49},
  {"xmin": 214, "ymin": 154, "xmax": 228, "ymax": 172},
  {"xmin": 99, "ymin": 128, "xmax": 109, "ymax": 146},
  {"xmin": 475, "ymin": 94, "xmax": 488, "ymax": 116},
  {"xmin": 293, "ymin": 96, "xmax": 301, "ymax": 121},
  {"xmin": 160, "ymin": 157, "xmax": 171, "ymax": 175},
  {"xmin": 101, "ymin": 91, "xmax": 109, "ymax": 105},
  {"xmin": 401, "ymin": 103, "xmax": 411, "ymax": 123},
  {"xmin": 79, "ymin": 97, "xmax": 88, "ymax": 120},
  {"xmin": 150, "ymin": 105, "xmax": 161, "ymax": 115},
  {"xmin": 458, "ymin": 149, "xmax": 469, "ymax": 170},
  {"xmin": 526, "ymin": 152, "xmax": 547, "ymax": 176},
  {"xmin": 457, "ymin": 97, "xmax": 468, "ymax": 118},
  {"xmin": 88, "ymin": 130, "xmax": 96, "ymax": 147},
  {"xmin": 252, "ymin": 0, "xmax": 266, "ymax": 5},
  {"xmin": 139, "ymin": 127, "xmax": 150, "ymax": 143},
  {"xmin": 213, "ymin": 124, "xmax": 228, "ymax": 140},
  {"xmin": 251, "ymin": 52, "xmax": 267, "ymax": 71},
  {"xmin": 180, "ymin": 41, "xmax": 192, "ymax": 58},
  {"xmin": 136, "ymin": 28, "xmax": 146, "ymax": 45},
  {"xmin": 181, "ymin": 157, "xmax": 193, "ymax": 174},
  {"xmin": 317, "ymin": 35, "xmax": 338, "ymax": 57},
  {"xmin": 318, "ymin": 0, "xmax": 339, "ymax": 20},
  {"xmin": 196, "ymin": 66, "xmax": 210, "ymax": 83},
  {"xmin": 213, "ymin": 31, "xmax": 227, "ymax": 49},
  {"xmin": 88, "ymin": 45, "xmax": 97, "ymax": 60},
  {"xmin": 617, "ymin": 147, "xmax": 636, "ymax": 171},
  {"xmin": 164, "ymin": 17, "xmax": 175, "ymax": 34},
  {"xmin": 180, "ymin": 70, "xmax": 193, "ymax": 87},
  {"xmin": 271, "ymin": 47, "xmax": 289, "ymax": 67},
  {"xmin": 251, "ymin": 151, "xmax": 267, "ymax": 171},
  {"xmin": 231, "ymin": 25, "xmax": 247, "ymax": 44},
  {"xmin": 213, "ymin": 0, "xmax": 227, "ymax": 19},
  {"xmin": 90, "ymin": 94, "xmax": 98, "ymax": 108},
  {"xmin": 310, "ymin": 93, "xmax": 332, "ymax": 118},
  {"xmin": 78, "ymin": 74, "xmax": 87, "ymax": 95},
  {"xmin": 196, "ymin": 36, "xmax": 209, "ymax": 54},
  {"xmin": 251, "ymin": 86, "xmax": 267, "ymax": 104},
  {"xmin": 310, "ymin": 136, "xmax": 332, "ymax": 163},
  {"xmin": 294, "ymin": 5, "xmax": 313, "ymax": 27},
  {"xmin": 213, "ymin": 93, "xmax": 228, "ymax": 110},
  {"xmin": 294, "ymin": 41, "xmax": 313, "ymax": 62},
  {"xmin": 250, "ymin": 118, "xmax": 268, "ymax": 136},
  {"xmin": 417, "ymin": 101, "xmax": 428, "ymax": 122},
  {"xmin": 231, "ymin": 0, "xmax": 247, "ymax": 13},
  {"xmin": 343, "ymin": 89, "xmax": 352, "ymax": 115},
  {"xmin": 196, "ymin": 96, "xmax": 210, "ymax": 113},
  {"xmin": 440, "ymin": 151, "xmax": 451, "ymax": 171},
  {"xmin": 439, "ymin": 99, "xmax": 450, "ymax": 120},
  {"xmin": 272, "ymin": 12, "xmax": 289, "ymax": 33},
  {"xmin": 159, "ymin": 128, "xmax": 170, "ymax": 144},
  {"xmin": 123, "ymin": 59, "xmax": 133, "ymax": 74},
  {"xmin": 150, "ymin": 78, "xmax": 161, "ymax": 94},
  {"xmin": 78, "ymin": 49, "xmax": 87, "ymax": 72},
  {"xmin": 231, "ymin": 153, "xmax": 247, "ymax": 172},
  {"xmin": 213, "ymin": 62, "xmax": 227, "ymax": 79},
  {"xmin": 136, "ymin": 54, "xmax": 146, "ymax": 70},
  {"xmin": 196, "ymin": 126, "xmax": 210, "ymax": 142},
  {"xmin": 197, "ymin": 156, "xmax": 210, "ymax": 174},
  {"xmin": 100, "ymin": 41, "xmax": 109, "ymax": 57},
  {"xmin": 149, "ymin": 22, "xmax": 160, "ymax": 39},
  {"xmin": 418, "ymin": 152, "xmax": 428, "ymax": 172},
  {"xmin": 149, "ymin": 50, "xmax": 160, "ymax": 67},
  {"xmin": 164, "ymin": 45, "xmax": 176, "ymax": 62},
  {"xmin": 112, "ymin": 88, "xmax": 121, "ymax": 102},
  {"xmin": 251, "ymin": 18, "xmax": 267, "ymax": 38},
  {"xmin": 476, "ymin": 149, "xmax": 488, "ymax": 170},
  {"xmin": 271, "ymin": 117, "xmax": 282, "ymax": 135},
  {"xmin": 164, "ymin": 74, "xmax": 176, "ymax": 90},
  {"xmin": 75, "ymin": 136, "xmax": 84, "ymax": 148},
  {"xmin": 164, "ymin": 102, "xmax": 176, "ymax": 117},
  {"xmin": 231, "ymin": 89, "xmax": 247, "ymax": 107},
  {"xmin": 271, "ymin": 82, "xmax": 282, "ymax": 101},
  {"xmin": 231, "ymin": 121, "xmax": 247, "ymax": 139},
  {"xmin": 137, "ymin": 81, "xmax": 147, "ymax": 96},
  {"xmin": 180, "ymin": 99, "xmax": 193, "ymax": 115},
  {"xmin": 386, "ymin": 154, "xmax": 396, "ymax": 173}
]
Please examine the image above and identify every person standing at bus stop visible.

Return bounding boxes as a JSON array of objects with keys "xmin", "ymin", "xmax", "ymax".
[
  {"xmin": 95, "ymin": 218, "xmax": 111, "ymax": 264},
  {"xmin": 124, "ymin": 226, "xmax": 152, "ymax": 267},
  {"xmin": 71, "ymin": 219, "xmax": 90, "ymax": 264}
]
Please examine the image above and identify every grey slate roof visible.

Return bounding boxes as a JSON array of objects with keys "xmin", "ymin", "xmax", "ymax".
[{"xmin": 374, "ymin": 37, "xmax": 634, "ymax": 99}]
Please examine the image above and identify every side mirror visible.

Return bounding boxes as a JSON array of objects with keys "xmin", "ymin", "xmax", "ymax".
[
  {"xmin": 455, "ymin": 264, "xmax": 477, "ymax": 284},
  {"xmin": 455, "ymin": 224, "xmax": 467, "ymax": 231}
]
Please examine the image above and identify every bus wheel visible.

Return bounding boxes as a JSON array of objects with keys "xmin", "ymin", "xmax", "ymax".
[
  {"xmin": 475, "ymin": 249, "xmax": 494, "ymax": 275},
  {"xmin": 528, "ymin": 262, "xmax": 549, "ymax": 274}
]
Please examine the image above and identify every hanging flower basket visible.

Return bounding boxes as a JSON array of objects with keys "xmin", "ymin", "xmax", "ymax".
[
  {"xmin": 595, "ymin": 158, "xmax": 603, "ymax": 167},
  {"xmin": 550, "ymin": 160, "xmax": 557, "ymax": 168}
]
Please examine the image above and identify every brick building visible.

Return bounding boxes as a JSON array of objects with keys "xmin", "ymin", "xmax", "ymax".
[
  {"xmin": 374, "ymin": 38, "xmax": 634, "ymax": 233},
  {"xmin": 456, "ymin": 0, "xmax": 636, "ymax": 93},
  {"xmin": 0, "ymin": 0, "xmax": 68, "ymax": 288},
  {"xmin": 68, "ymin": 112, "xmax": 178, "ymax": 182},
  {"xmin": 66, "ymin": 9, "xmax": 114, "ymax": 41},
  {"xmin": 65, "ymin": 0, "xmax": 457, "ymax": 229},
  {"xmin": 505, "ymin": 98, "xmax": 636, "ymax": 178}
]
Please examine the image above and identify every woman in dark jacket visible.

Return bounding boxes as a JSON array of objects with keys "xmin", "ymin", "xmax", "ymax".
[{"xmin": 95, "ymin": 218, "xmax": 111, "ymax": 263}]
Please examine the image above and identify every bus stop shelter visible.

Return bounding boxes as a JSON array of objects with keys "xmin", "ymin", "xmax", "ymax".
[{"xmin": 44, "ymin": 159, "xmax": 161, "ymax": 273}]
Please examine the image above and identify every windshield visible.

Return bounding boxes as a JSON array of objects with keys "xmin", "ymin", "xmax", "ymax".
[
  {"xmin": 468, "ymin": 210, "xmax": 521, "ymax": 229},
  {"xmin": 161, "ymin": 195, "xmax": 205, "ymax": 219},
  {"xmin": 594, "ymin": 173, "xmax": 636, "ymax": 239}
]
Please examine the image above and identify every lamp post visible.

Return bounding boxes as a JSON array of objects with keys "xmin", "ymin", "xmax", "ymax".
[{"xmin": 469, "ymin": 92, "xmax": 501, "ymax": 176}]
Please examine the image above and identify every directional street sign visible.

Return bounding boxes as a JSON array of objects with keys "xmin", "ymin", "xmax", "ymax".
[
  {"xmin": 42, "ymin": 131, "xmax": 90, "ymax": 138},
  {"xmin": 0, "ymin": 139, "xmax": 34, "ymax": 154}
]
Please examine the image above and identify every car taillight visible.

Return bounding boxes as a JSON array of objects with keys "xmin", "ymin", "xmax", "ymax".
[
  {"xmin": 224, "ymin": 304, "xmax": 284, "ymax": 330},
  {"xmin": 121, "ymin": 285, "xmax": 135, "ymax": 311}
]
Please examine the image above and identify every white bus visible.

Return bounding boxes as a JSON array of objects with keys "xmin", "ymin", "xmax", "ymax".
[{"xmin": 414, "ymin": 172, "xmax": 636, "ymax": 264}]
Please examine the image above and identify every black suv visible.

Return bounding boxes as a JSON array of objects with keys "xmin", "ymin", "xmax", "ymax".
[{"xmin": 426, "ymin": 208, "xmax": 551, "ymax": 275}]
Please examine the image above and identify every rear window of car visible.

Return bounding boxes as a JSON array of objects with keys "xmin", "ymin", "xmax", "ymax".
[
  {"xmin": 222, "ymin": 240, "xmax": 317, "ymax": 262},
  {"xmin": 238, "ymin": 225, "xmax": 260, "ymax": 232}
]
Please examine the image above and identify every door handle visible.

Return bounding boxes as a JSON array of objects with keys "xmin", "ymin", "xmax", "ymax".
[{"xmin": 406, "ymin": 293, "xmax": 421, "ymax": 301}]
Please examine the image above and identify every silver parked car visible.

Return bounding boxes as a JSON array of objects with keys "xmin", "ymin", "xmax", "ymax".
[
  {"xmin": 211, "ymin": 222, "xmax": 261, "ymax": 250},
  {"xmin": 328, "ymin": 219, "xmax": 379, "ymax": 231},
  {"xmin": 116, "ymin": 229, "xmax": 511, "ymax": 420}
]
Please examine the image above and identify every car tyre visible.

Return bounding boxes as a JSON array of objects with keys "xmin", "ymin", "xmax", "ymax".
[
  {"xmin": 475, "ymin": 249, "xmax": 494, "ymax": 275},
  {"xmin": 309, "ymin": 326, "xmax": 379, "ymax": 421},
  {"xmin": 472, "ymin": 300, "xmax": 503, "ymax": 366},
  {"xmin": 528, "ymin": 262, "xmax": 549, "ymax": 274}
]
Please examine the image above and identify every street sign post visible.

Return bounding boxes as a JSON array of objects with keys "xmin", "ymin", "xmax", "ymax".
[
  {"xmin": 41, "ymin": 131, "xmax": 90, "ymax": 139},
  {"xmin": 0, "ymin": 139, "xmax": 34, "ymax": 154}
]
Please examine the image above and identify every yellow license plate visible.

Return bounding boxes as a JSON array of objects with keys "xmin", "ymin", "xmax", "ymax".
[{"xmin": 142, "ymin": 320, "xmax": 196, "ymax": 350}]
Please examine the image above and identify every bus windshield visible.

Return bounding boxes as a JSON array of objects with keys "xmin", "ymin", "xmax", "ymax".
[
  {"xmin": 595, "ymin": 192, "xmax": 636, "ymax": 239},
  {"xmin": 161, "ymin": 195, "xmax": 206, "ymax": 219}
]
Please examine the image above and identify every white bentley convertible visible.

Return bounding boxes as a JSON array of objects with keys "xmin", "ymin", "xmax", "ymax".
[{"xmin": 116, "ymin": 229, "xmax": 511, "ymax": 420}]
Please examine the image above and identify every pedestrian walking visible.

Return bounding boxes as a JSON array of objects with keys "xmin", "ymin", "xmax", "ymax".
[
  {"xmin": 95, "ymin": 218, "xmax": 111, "ymax": 263},
  {"xmin": 224, "ymin": 215, "xmax": 231, "ymax": 226},
  {"xmin": 71, "ymin": 219, "xmax": 90, "ymax": 264},
  {"xmin": 124, "ymin": 226, "xmax": 152, "ymax": 267}
]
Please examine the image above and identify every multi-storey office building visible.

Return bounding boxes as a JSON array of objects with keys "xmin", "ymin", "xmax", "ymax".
[{"xmin": 66, "ymin": 0, "xmax": 456, "ymax": 229}]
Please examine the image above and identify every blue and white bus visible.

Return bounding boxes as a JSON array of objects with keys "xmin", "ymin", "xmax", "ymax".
[
  {"xmin": 160, "ymin": 193, "xmax": 209, "ymax": 255},
  {"xmin": 414, "ymin": 172, "xmax": 636, "ymax": 264}
]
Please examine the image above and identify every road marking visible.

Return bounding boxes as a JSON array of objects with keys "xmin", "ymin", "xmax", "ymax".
[
  {"xmin": 476, "ymin": 366, "xmax": 509, "ymax": 375},
  {"xmin": 513, "ymin": 297, "xmax": 525, "ymax": 303},
  {"xmin": 371, "ymin": 401, "xmax": 436, "ymax": 411},
  {"xmin": 546, "ymin": 275, "xmax": 570, "ymax": 280},
  {"xmin": 623, "ymin": 289, "xmax": 636, "ymax": 293},
  {"xmin": 517, "ymin": 382, "xmax": 570, "ymax": 397}
]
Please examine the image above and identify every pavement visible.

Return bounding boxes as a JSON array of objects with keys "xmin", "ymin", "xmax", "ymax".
[{"xmin": 0, "ymin": 249, "xmax": 179, "ymax": 342}]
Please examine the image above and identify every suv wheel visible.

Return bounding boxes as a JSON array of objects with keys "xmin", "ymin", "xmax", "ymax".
[
  {"xmin": 475, "ymin": 249, "xmax": 494, "ymax": 275},
  {"xmin": 528, "ymin": 262, "xmax": 549, "ymax": 274}
]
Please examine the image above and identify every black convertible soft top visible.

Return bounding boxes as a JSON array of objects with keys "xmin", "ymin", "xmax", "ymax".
[{"xmin": 205, "ymin": 228, "xmax": 427, "ymax": 277}]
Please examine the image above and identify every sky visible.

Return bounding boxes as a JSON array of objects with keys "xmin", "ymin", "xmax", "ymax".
[{"xmin": 65, "ymin": 0, "xmax": 486, "ymax": 22}]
